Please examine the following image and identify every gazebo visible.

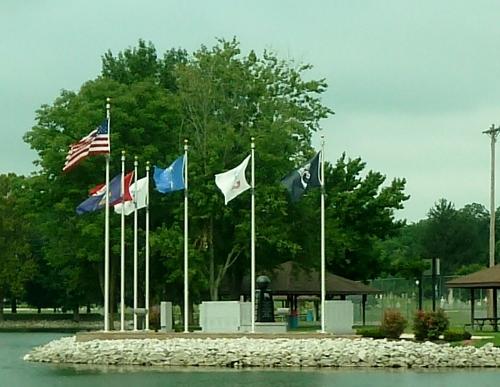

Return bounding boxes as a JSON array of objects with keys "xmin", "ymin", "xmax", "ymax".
[
  {"xmin": 241, "ymin": 261, "xmax": 381, "ymax": 325},
  {"xmin": 446, "ymin": 264, "xmax": 500, "ymax": 331}
]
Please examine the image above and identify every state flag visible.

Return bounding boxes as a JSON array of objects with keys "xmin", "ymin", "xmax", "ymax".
[
  {"xmin": 76, "ymin": 171, "xmax": 134, "ymax": 214},
  {"xmin": 153, "ymin": 155, "xmax": 185, "ymax": 194}
]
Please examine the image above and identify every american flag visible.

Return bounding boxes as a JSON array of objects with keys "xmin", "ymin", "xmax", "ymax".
[{"xmin": 62, "ymin": 120, "xmax": 110, "ymax": 172}]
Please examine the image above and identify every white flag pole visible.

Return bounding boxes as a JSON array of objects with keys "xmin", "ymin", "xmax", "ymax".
[
  {"xmin": 104, "ymin": 97, "xmax": 111, "ymax": 332},
  {"xmin": 120, "ymin": 150, "xmax": 126, "ymax": 331},
  {"xmin": 320, "ymin": 135, "xmax": 326, "ymax": 333},
  {"xmin": 145, "ymin": 161, "xmax": 150, "ymax": 330},
  {"xmin": 133, "ymin": 156, "xmax": 138, "ymax": 331},
  {"xmin": 184, "ymin": 139, "xmax": 189, "ymax": 333},
  {"xmin": 251, "ymin": 137, "xmax": 256, "ymax": 333}
]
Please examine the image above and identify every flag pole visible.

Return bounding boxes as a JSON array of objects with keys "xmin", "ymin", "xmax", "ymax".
[
  {"xmin": 320, "ymin": 135, "xmax": 326, "ymax": 333},
  {"xmin": 120, "ymin": 150, "xmax": 126, "ymax": 331},
  {"xmin": 184, "ymin": 139, "xmax": 189, "ymax": 333},
  {"xmin": 133, "ymin": 156, "xmax": 138, "ymax": 331},
  {"xmin": 104, "ymin": 97, "xmax": 111, "ymax": 332},
  {"xmin": 251, "ymin": 137, "xmax": 256, "ymax": 333},
  {"xmin": 145, "ymin": 161, "xmax": 150, "ymax": 330}
]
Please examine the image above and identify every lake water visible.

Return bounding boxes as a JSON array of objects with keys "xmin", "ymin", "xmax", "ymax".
[{"xmin": 2, "ymin": 332, "xmax": 500, "ymax": 387}]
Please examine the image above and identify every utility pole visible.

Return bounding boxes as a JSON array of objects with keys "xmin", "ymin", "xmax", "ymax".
[{"xmin": 483, "ymin": 124, "xmax": 500, "ymax": 317}]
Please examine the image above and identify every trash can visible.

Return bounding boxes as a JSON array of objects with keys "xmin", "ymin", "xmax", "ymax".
[{"xmin": 288, "ymin": 310, "xmax": 298, "ymax": 329}]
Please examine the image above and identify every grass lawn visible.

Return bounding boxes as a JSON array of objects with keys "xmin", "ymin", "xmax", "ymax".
[{"xmin": 468, "ymin": 331, "xmax": 500, "ymax": 347}]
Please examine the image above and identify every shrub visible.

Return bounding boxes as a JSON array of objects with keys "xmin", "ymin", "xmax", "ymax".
[
  {"xmin": 413, "ymin": 309, "xmax": 450, "ymax": 341},
  {"xmin": 356, "ymin": 327, "xmax": 386, "ymax": 339},
  {"xmin": 381, "ymin": 309, "xmax": 407, "ymax": 339},
  {"xmin": 148, "ymin": 304, "xmax": 160, "ymax": 330},
  {"xmin": 443, "ymin": 328, "xmax": 472, "ymax": 342}
]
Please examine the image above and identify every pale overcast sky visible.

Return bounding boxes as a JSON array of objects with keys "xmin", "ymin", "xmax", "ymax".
[{"xmin": 1, "ymin": 0, "xmax": 499, "ymax": 222}]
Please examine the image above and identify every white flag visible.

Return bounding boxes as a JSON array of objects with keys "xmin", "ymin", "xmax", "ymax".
[
  {"xmin": 215, "ymin": 155, "xmax": 251, "ymax": 205},
  {"xmin": 114, "ymin": 177, "xmax": 148, "ymax": 216}
]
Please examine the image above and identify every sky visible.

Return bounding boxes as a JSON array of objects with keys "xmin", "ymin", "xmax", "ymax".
[{"xmin": 1, "ymin": 0, "xmax": 500, "ymax": 222}]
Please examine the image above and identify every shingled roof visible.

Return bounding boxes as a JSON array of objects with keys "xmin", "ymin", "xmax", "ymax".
[
  {"xmin": 446, "ymin": 264, "xmax": 500, "ymax": 288},
  {"xmin": 245, "ymin": 261, "xmax": 381, "ymax": 296}
]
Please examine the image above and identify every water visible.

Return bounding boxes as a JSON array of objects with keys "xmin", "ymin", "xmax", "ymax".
[{"xmin": 1, "ymin": 332, "xmax": 500, "ymax": 387}]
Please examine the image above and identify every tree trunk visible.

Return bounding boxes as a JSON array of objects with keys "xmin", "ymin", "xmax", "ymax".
[
  {"xmin": 188, "ymin": 301, "xmax": 194, "ymax": 327},
  {"xmin": 208, "ymin": 217, "xmax": 219, "ymax": 300},
  {"xmin": 97, "ymin": 261, "xmax": 104, "ymax": 307},
  {"xmin": 10, "ymin": 298, "xmax": 17, "ymax": 313},
  {"xmin": 0, "ymin": 288, "xmax": 4, "ymax": 322},
  {"xmin": 73, "ymin": 305, "xmax": 80, "ymax": 322},
  {"xmin": 209, "ymin": 251, "xmax": 215, "ymax": 300}
]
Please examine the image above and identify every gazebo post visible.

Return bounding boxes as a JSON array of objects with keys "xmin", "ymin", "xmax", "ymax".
[
  {"xmin": 362, "ymin": 294, "xmax": 367, "ymax": 326},
  {"xmin": 493, "ymin": 288, "xmax": 498, "ymax": 332},
  {"xmin": 470, "ymin": 288, "xmax": 475, "ymax": 330}
]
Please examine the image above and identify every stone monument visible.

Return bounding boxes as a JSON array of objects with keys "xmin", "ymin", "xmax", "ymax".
[{"xmin": 256, "ymin": 275, "xmax": 275, "ymax": 322}]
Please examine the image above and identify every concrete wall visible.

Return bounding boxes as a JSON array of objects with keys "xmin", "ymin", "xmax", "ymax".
[
  {"xmin": 200, "ymin": 301, "xmax": 252, "ymax": 333},
  {"xmin": 324, "ymin": 300, "xmax": 354, "ymax": 334}
]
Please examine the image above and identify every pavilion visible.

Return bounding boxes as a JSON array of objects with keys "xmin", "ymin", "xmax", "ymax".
[
  {"xmin": 446, "ymin": 264, "xmax": 500, "ymax": 331},
  {"xmin": 241, "ymin": 260, "xmax": 381, "ymax": 326}
]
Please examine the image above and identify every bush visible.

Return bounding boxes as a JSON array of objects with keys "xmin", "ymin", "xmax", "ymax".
[
  {"xmin": 413, "ymin": 309, "xmax": 450, "ymax": 341},
  {"xmin": 356, "ymin": 327, "xmax": 386, "ymax": 339},
  {"xmin": 148, "ymin": 304, "xmax": 160, "ymax": 330},
  {"xmin": 381, "ymin": 309, "xmax": 407, "ymax": 339},
  {"xmin": 443, "ymin": 328, "xmax": 472, "ymax": 342}
]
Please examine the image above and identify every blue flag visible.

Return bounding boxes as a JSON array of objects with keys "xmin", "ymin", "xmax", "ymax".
[
  {"xmin": 153, "ymin": 155, "xmax": 185, "ymax": 194},
  {"xmin": 76, "ymin": 172, "xmax": 133, "ymax": 214}
]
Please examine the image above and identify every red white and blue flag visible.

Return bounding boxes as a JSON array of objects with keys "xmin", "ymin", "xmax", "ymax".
[
  {"xmin": 63, "ymin": 120, "xmax": 110, "ymax": 172},
  {"xmin": 76, "ymin": 171, "xmax": 134, "ymax": 215}
]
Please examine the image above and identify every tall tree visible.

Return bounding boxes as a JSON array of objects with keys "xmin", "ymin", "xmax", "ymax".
[
  {"xmin": 0, "ymin": 174, "xmax": 37, "ymax": 319},
  {"xmin": 23, "ymin": 38, "xmax": 333, "ymax": 319},
  {"xmin": 173, "ymin": 39, "xmax": 332, "ymax": 299},
  {"xmin": 421, "ymin": 199, "xmax": 489, "ymax": 274}
]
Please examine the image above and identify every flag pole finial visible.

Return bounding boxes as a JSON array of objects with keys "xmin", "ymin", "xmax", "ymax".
[
  {"xmin": 184, "ymin": 138, "xmax": 188, "ymax": 151},
  {"xmin": 146, "ymin": 160, "xmax": 150, "ymax": 171},
  {"xmin": 251, "ymin": 137, "xmax": 255, "ymax": 149},
  {"xmin": 121, "ymin": 150, "xmax": 125, "ymax": 161},
  {"xmin": 106, "ymin": 97, "xmax": 111, "ymax": 111},
  {"xmin": 134, "ymin": 155, "xmax": 138, "ymax": 166}
]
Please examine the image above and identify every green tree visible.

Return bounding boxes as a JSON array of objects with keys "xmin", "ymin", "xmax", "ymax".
[
  {"xmin": 326, "ymin": 156, "xmax": 408, "ymax": 280},
  {"xmin": 172, "ymin": 39, "xmax": 331, "ymax": 299},
  {"xmin": 0, "ymin": 174, "xmax": 37, "ymax": 319},
  {"xmin": 23, "ymin": 38, "xmax": 333, "ymax": 324},
  {"xmin": 23, "ymin": 38, "xmax": 409, "ymax": 320},
  {"xmin": 421, "ymin": 199, "xmax": 488, "ymax": 275}
]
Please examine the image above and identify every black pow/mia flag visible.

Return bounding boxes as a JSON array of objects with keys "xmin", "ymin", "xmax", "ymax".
[{"xmin": 281, "ymin": 151, "xmax": 322, "ymax": 202}]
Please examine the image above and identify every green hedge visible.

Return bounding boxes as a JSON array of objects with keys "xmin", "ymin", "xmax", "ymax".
[
  {"xmin": 443, "ymin": 328, "xmax": 472, "ymax": 342},
  {"xmin": 356, "ymin": 327, "xmax": 386, "ymax": 339}
]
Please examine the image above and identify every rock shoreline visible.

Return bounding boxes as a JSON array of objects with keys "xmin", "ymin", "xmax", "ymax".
[{"xmin": 23, "ymin": 336, "xmax": 500, "ymax": 368}]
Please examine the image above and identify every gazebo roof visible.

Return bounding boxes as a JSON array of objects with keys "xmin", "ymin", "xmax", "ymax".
[
  {"xmin": 252, "ymin": 261, "xmax": 381, "ymax": 296},
  {"xmin": 446, "ymin": 264, "xmax": 500, "ymax": 288}
]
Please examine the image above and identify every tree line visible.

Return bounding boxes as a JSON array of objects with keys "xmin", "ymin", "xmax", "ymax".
[{"xmin": 1, "ymin": 39, "xmax": 460, "ymax": 325}]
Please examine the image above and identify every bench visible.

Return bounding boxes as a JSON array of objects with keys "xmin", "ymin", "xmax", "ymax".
[{"xmin": 465, "ymin": 317, "xmax": 500, "ymax": 331}]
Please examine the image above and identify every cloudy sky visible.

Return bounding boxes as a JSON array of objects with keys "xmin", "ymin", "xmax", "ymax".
[{"xmin": 1, "ymin": 0, "xmax": 499, "ymax": 222}]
